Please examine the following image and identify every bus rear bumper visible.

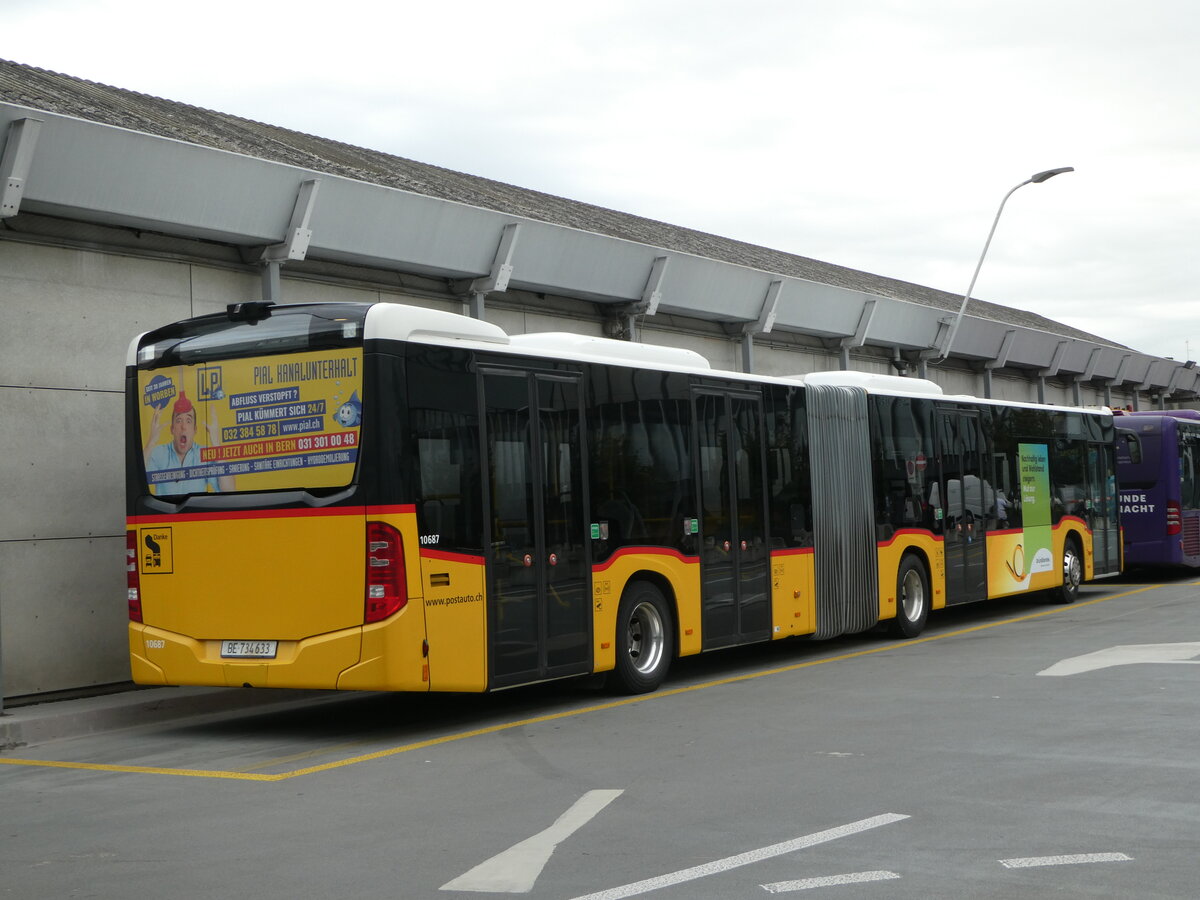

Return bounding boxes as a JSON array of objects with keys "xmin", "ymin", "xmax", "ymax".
[
  {"xmin": 129, "ymin": 608, "xmax": 433, "ymax": 692},
  {"xmin": 129, "ymin": 623, "xmax": 365, "ymax": 690}
]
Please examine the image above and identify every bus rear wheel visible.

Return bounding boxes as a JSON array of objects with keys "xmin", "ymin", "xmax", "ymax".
[
  {"xmin": 1053, "ymin": 537, "xmax": 1083, "ymax": 604},
  {"xmin": 608, "ymin": 582, "xmax": 673, "ymax": 694},
  {"xmin": 890, "ymin": 554, "xmax": 930, "ymax": 638}
]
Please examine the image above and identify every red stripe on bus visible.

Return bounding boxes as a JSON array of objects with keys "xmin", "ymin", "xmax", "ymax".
[
  {"xmin": 368, "ymin": 504, "xmax": 418, "ymax": 516},
  {"xmin": 877, "ymin": 528, "xmax": 941, "ymax": 548},
  {"xmin": 420, "ymin": 548, "xmax": 485, "ymax": 566},
  {"xmin": 770, "ymin": 546, "xmax": 814, "ymax": 557},
  {"xmin": 127, "ymin": 506, "xmax": 369, "ymax": 525},
  {"xmin": 127, "ymin": 503, "xmax": 417, "ymax": 526},
  {"xmin": 592, "ymin": 546, "xmax": 700, "ymax": 573},
  {"xmin": 1056, "ymin": 515, "xmax": 1088, "ymax": 529}
]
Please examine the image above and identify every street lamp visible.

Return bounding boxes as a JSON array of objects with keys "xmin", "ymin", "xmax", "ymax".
[{"xmin": 940, "ymin": 166, "xmax": 1075, "ymax": 361}]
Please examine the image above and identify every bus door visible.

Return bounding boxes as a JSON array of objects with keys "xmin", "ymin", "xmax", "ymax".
[
  {"xmin": 482, "ymin": 369, "xmax": 590, "ymax": 688},
  {"xmin": 935, "ymin": 409, "xmax": 988, "ymax": 603},
  {"xmin": 1088, "ymin": 442, "xmax": 1121, "ymax": 575},
  {"xmin": 694, "ymin": 389, "xmax": 770, "ymax": 648}
]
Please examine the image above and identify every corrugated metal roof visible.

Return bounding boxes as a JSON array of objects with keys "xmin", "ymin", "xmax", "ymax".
[{"xmin": 0, "ymin": 57, "xmax": 1124, "ymax": 350}]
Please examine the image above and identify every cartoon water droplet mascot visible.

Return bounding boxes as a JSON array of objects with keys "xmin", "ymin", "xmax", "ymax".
[{"xmin": 333, "ymin": 390, "xmax": 362, "ymax": 428}]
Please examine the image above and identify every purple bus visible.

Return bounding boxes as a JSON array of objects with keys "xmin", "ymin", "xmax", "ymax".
[{"xmin": 1115, "ymin": 409, "xmax": 1200, "ymax": 567}]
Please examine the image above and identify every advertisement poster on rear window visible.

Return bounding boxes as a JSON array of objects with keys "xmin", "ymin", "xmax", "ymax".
[{"xmin": 138, "ymin": 348, "xmax": 363, "ymax": 494}]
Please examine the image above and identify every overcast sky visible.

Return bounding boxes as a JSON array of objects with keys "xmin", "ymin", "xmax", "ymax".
[{"xmin": 7, "ymin": 0, "xmax": 1198, "ymax": 359}]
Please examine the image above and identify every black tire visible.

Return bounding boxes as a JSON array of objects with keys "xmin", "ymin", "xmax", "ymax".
[
  {"xmin": 1053, "ymin": 536, "xmax": 1083, "ymax": 604},
  {"xmin": 890, "ymin": 554, "xmax": 930, "ymax": 638},
  {"xmin": 607, "ymin": 582, "xmax": 673, "ymax": 694}
]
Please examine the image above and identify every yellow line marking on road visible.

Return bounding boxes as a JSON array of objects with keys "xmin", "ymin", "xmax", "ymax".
[
  {"xmin": 0, "ymin": 756, "xmax": 280, "ymax": 781},
  {"xmin": 0, "ymin": 585, "xmax": 1158, "ymax": 782}
]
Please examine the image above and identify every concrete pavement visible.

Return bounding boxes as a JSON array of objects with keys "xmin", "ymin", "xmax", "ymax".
[{"xmin": 0, "ymin": 684, "xmax": 333, "ymax": 751}]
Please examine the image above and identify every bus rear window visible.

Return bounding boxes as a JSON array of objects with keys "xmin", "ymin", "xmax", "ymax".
[{"xmin": 135, "ymin": 306, "xmax": 366, "ymax": 496}]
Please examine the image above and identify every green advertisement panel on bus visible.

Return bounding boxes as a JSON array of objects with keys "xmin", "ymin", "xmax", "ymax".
[
  {"xmin": 986, "ymin": 441, "xmax": 1055, "ymax": 595},
  {"xmin": 1018, "ymin": 441, "xmax": 1055, "ymax": 577},
  {"xmin": 137, "ymin": 348, "xmax": 363, "ymax": 494}
]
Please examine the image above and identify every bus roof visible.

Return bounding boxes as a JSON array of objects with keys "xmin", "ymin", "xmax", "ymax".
[
  {"xmin": 366, "ymin": 302, "xmax": 1110, "ymax": 417},
  {"xmin": 1120, "ymin": 409, "xmax": 1200, "ymax": 420},
  {"xmin": 134, "ymin": 301, "xmax": 1112, "ymax": 420}
]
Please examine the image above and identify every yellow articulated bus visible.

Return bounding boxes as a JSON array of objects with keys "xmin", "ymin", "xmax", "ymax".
[{"xmin": 126, "ymin": 301, "xmax": 1121, "ymax": 694}]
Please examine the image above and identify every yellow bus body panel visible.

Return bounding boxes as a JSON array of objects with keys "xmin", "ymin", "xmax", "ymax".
[
  {"xmin": 131, "ymin": 509, "xmax": 366, "ymax": 640},
  {"xmin": 985, "ymin": 519, "xmax": 1090, "ymax": 598},
  {"xmin": 128, "ymin": 505, "xmax": 434, "ymax": 691},
  {"xmin": 591, "ymin": 549, "xmax": 702, "ymax": 671},
  {"xmin": 129, "ymin": 620, "xmax": 363, "ymax": 688},
  {"xmin": 417, "ymin": 550, "xmax": 489, "ymax": 692},
  {"xmin": 876, "ymin": 531, "xmax": 945, "ymax": 619},
  {"xmin": 770, "ymin": 548, "xmax": 816, "ymax": 638}
]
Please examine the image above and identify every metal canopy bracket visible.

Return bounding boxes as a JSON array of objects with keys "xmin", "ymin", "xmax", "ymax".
[
  {"xmin": 740, "ymin": 280, "xmax": 784, "ymax": 373},
  {"xmin": 1164, "ymin": 365, "xmax": 1187, "ymax": 396},
  {"xmin": 985, "ymin": 329, "xmax": 1018, "ymax": 371},
  {"xmin": 260, "ymin": 179, "xmax": 321, "ymax": 304},
  {"xmin": 839, "ymin": 299, "xmax": 877, "ymax": 369},
  {"xmin": 920, "ymin": 319, "xmax": 953, "ymax": 362},
  {"xmin": 0, "ymin": 117, "xmax": 43, "ymax": 218},
  {"xmin": 619, "ymin": 255, "xmax": 670, "ymax": 341},
  {"xmin": 1037, "ymin": 340, "xmax": 1071, "ymax": 404},
  {"xmin": 1075, "ymin": 347, "xmax": 1102, "ymax": 382},
  {"xmin": 463, "ymin": 222, "xmax": 521, "ymax": 319},
  {"xmin": 1107, "ymin": 353, "xmax": 1132, "ymax": 389},
  {"xmin": 1137, "ymin": 359, "xmax": 1158, "ymax": 392},
  {"xmin": 1039, "ymin": 340, "xmax": 1072, "ymax": 379},
  {"xmin": 743, "ymin": 280, "xmax": 783, "ymax": 336},
  {"xmin": 1072, "ymin": 347, "xmax": 1102, "ymax": 405},
  {"xmin": 261, "ymin": 178, "xmax": 321, "ymax": 263}
]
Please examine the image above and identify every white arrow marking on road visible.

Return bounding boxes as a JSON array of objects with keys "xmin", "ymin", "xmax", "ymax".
[
  {"xmin": 761, "ymin": 870, "xmax": 901, "ymax": 892},
  {"xmin": 1000, "ymin": 853, "xmax": 1132, "ymax": 868},
  {"xmin": 568, "ymin": 813, "xmax": 909, "ymax": 900},
  {"xmin": 440, "ymin": 789, "xmax": 623, "ymax": 893},
  {"xmin": 1037, "ymin": 642, "xmax": 1200, "ymax": 676}
]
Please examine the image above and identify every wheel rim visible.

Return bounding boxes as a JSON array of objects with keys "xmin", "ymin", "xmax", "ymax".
[
  {"xmin": 900, "ymin": 568, "xmax": 925, "ymax": 622},
  {"xmin": 1063, "ymin": 547, "xmax": 1082, "ymax": 590},
  {"xmin": 627, "ymin": 600, "xmax": 665, "ymax": 675}
]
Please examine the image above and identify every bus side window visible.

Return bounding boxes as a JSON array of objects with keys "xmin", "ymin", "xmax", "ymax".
[
  {"xmin": 1181, "ymin": 431, "xmax": 1200, "ymax": 510},
  {"xmin": 1119, "ymin": 431, "xmax": 1142, "ymax": 465}
]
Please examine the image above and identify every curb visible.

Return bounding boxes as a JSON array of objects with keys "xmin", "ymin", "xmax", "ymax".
[{"xmin": 0, "ymin": 686, "xmax": 334, "ymax": 751}]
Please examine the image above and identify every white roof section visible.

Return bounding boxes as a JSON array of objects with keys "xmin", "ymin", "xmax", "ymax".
[
  {"xmin": 509, "ymin": 333, "xmax": 711, "ymax": 370},
  {"xmin": 365, "ymin": 302, "xmax": 509, "ymax": 347},
  {"xmin": 802, "ymin": 371, "xmax": 944, "ymax": 397}
]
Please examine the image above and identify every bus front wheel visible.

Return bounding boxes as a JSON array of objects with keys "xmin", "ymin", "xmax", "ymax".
[
  {"xmin": 890, "ymin": 554, "xmax": 930, "ymax": 638},
  {"xmin": 608, "ymin": 582, "xmax": 673, "ymax": 694},
  {"xmin": 1054, "ymin": 537, "xmax": 1083, "ymax": 604}
]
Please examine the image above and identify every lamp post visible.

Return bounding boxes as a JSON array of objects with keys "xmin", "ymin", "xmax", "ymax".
[{"xmin": 940, "ymin": 166, "xmax": 1074, "ymax": 361}]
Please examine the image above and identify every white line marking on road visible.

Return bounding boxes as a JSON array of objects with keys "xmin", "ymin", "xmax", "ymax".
[
  {"xmin": 440, "ymin": 789, "xmax": 623, "ymax": 893},
  {"xmin": 761, "ymin": 870, "xmax": 901, "ymax": 893},
  {"xmin": 568, "ymin": 813, "xmax": 909, "ymax": 900},
  {"xmin": 1038, "ymin": 642, "xmax": 1200, "ymax": 676},
  {"xmin": 999, "ymin": 853, "xmax": 1133, "ymax": 869}
]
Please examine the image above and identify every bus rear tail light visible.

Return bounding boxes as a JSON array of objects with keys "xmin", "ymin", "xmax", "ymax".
[
  {"xmin": 1167, "ymin": 500, "xmax": 1182, "ymax": 536},
  {"xmin": 366, "ymin": 521, "xmax": 407, "ymax": 623},
  {"xmin": 126, "ymin": 531, "xmax": 143, "ymax": 623}
]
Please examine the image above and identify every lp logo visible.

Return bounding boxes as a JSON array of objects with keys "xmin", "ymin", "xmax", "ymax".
[{"xmin": 197, "ymin": 366, "xmax": 223, "ymax": 401}]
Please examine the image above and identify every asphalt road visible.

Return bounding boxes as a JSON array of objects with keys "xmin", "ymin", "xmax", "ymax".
[{"xmin": 3, "ymin": 573, "xmax": 1199, "ymax": 899}]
